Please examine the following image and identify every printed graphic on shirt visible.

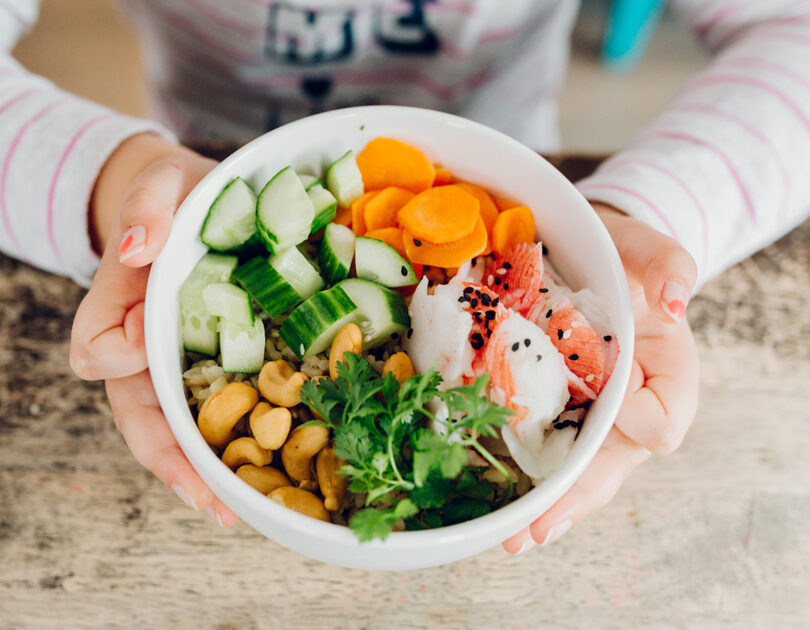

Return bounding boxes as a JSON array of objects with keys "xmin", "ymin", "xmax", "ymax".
[
  {"xmin": 374, "ymin": 0, "xmax": 440, "ymax": 55},
  {"xmin": 265, "ymin": 4, "xmax": 356, "ymax": 65}
]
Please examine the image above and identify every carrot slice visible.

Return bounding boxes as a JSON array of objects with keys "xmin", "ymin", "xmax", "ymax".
[
  {"xmin": 357, "ymin": 137, "xmax": 436, "ymax": 193},
  {"xmin": 491, "ymin": 206, "xmax": 536, "ymax": 255},
  {"xmin": 333, "ymin": 205, "xmax": 352, "ymax": 227},
  {"xmin": 364, "ymin": 226, "xmax": 406, "ymax": 257},
  {"xmin": 453, "ymin": 182, "xmax": 498, "ymax": 255},
  {"xmin": 433, "ymin": 166, "xmax": 452, "ymax": 186},
  {"xmin": 495, "ymin": 197, "xmax": 520, "ymax": 212},
  {"xmin": 403, "ymin": 214, "xmax": 488, "ymax": 268},
  {"xmin": 397, "ymin": 185, "xmax": 479, "ymax": 244},
  {"xmin": 363, "ymin": 187, "xmax": 414, "ymax": 232},
  {"xmin": 350, "ymin": 191, "xmax": 377, "ymax": 236}
]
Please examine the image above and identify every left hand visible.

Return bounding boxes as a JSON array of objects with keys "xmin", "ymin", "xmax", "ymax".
[{"xmin": 503, "ymin": 203, "xmax": 700, "ymax": 554}]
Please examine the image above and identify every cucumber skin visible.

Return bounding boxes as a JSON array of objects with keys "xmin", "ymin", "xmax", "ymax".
[
  {"xmin": 200, "ymin": 177, "xmax": 258, "ymax": 252},
  {"xmin": 308, "ymin": 185, "xmax": 338, "ymax": 234},
  {"xmin": 279, "ymin": 286, "xmax": 358, "ymax": 358},
  {"xmin": 318, "ymin": 223, "xmax": 355, "ymax": 286},
  {"xmin": 233, "ymin": 256, "xmax": 302, "ymax": 318}
]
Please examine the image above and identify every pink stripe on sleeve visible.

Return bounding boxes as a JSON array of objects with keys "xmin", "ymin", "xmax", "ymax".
[
  {"xmin": 723, "ymin": 56, "xmax": 810, "ymax": 92},
  {"xmin": 576, "ymin": 182, "xmax": 680, "ymax": 241},
  {"xmin": 597, "ymin": 158, "xmax": 709, "ymax": 270},
  {"xmin": 0, "ymin": 99, "xmax": 65, "ymax": 261},
  {"xmin": 673, "ymin": 102, "xmax": 793, "ymax": 223},
  {"xmin": 46, "ymin": 113, "xmax": 114, "ymax": 264},
  {"xmin": 688, "ymin": 73, "xmax": 810, "ymax": 135},
  {"xmin": 0, "ymin": 86, "xmax": 40, "ymax": 114},
  {"xmin": 651, "ymin": 130, "xmax": 758, "ymax": 225},
  {"xmin": 692, "ymin": 1, "xmax": 740, "ymax": 40}
]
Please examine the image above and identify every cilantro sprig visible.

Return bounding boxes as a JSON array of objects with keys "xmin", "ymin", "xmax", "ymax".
[{"xmin": 299, "ymin": 353, "xmax": 514, "ymax": 541}]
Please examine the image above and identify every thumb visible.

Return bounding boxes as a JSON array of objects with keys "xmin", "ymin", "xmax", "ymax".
[
  {"xmin": 598, "ymin": 206, "xmax": 698, "ymax": 324},
  {"xmin": 118, "ymin": 154, "xmax": 214, "ymax": 267}
]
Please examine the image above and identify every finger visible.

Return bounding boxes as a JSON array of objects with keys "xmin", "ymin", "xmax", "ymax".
[
  {"xmin": 106, "ymin": 371, "xmax": 239, "ymax": 527},
  {"xmin": 118, "ymin": 155, "xmax": 214, "ymax": 268},
  {"xmin": 502, "ymin": 428, "xmax": 650, "ymax": 553},
  {"xmin": 601, "ymin": 211, "xmax": 698, "ymax": 324},
  {"xmin": 69, "ymin": 247, "xmax": 150, "ymax": 380},
  {"xmin": 615, "ymin": 325, "xmax": 700, "ymax": 455}
]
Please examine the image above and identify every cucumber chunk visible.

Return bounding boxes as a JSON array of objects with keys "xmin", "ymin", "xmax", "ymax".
[
  {"xmin": 298, "ymin": 173, "xmax": 322, "ymax": 191},
  {"xmin": 308, "ymin": 183, "xmax": 338, "ymax": 234},
  {"xmin": 256, "ymin": 166, "xmax": 315, "ymax": 254},
  {"xmin": 280, "ymin": 285, "xmax": 358, "ymax": 358},
  {"xmin": 325, "ymin": 150, "xmax": 364, "ymax": 207},
  {"xmin": 202, "ymin": 282, "xmax": 254, "ymax": 326},
  {"xmin": 220, "ymin": 317, "xmax": 265, "ymax": 374},
  {"xmin": 200, "ymin": 177, "xmax": 258, "ymax": 252},
  {"xmin": 179, "ymin": 253, "xmax": 239, "ymax": 355},
  {"xmin": 319, "ymin": 223, "xmax": 355, "ymax": 285},
  {"xmin": 355, "ymin": 236, "xmax": 418, "ymax": 287},
  {"xmin": 337, "ymin": 278, "xmax": 410, "ymax": 348},
  {"xmin": 269, "ymin": 246, "xmax": 324, "ymax": 299}
]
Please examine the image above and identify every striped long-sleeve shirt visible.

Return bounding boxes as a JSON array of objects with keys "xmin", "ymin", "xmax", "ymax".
[{"xmin": 2, "ymin": 0, "xmax": 809, "ymax": 288}]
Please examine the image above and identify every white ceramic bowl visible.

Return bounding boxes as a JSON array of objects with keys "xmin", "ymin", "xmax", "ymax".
[{"xmin": 145, "ymin": 106, "xmax": 633, "ymax": 571}]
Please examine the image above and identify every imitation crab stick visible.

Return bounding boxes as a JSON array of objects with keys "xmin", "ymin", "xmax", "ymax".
[
  {"xmin": 350, "ymin": 191, "xmax": 377, "ymax": 235},
  {"xmin": 356, "ymin": 137, "xmax": 436, "ymax": 194},
  {"xmin": 363, "ymin": 186, "xmax": 414, "ymax": 232},
  {"xmin": 397, "ymin": 185, "xmax": 480, "ymax": 244},
  {"xmin": 491, "ymin": 206, "xmax": 536, "ymax": 255},
  {"xmin": 402, "ymin": 214, "xmax": 488, "ymax": 268}
]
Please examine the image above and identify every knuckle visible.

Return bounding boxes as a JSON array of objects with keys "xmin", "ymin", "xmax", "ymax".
[{"xmin": 650, "ymin": 425, "xmax": 685, "ymax": 456}]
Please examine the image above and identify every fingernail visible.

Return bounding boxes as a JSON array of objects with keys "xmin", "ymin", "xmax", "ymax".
[
  {"xmin": 119, "ymin": 225, "xmax": 147, "ymax": 262},
  {"xmin": 515, "ymin": 538, "xmax": 536, "ymax": 555},
  {"xmin": 661, "ymin": 280, "xmax": 688, "ymax": 322},
  {"xmin": 171, "ymin": 483, "xmax": 198, "ymax": 510},
  {"xmin": 541, "ymin": 519, "xmax": 573, "ymax": 546},
  {"xmin": 205, "ymin": 506, "xmax": 224, "ymax": 527}
]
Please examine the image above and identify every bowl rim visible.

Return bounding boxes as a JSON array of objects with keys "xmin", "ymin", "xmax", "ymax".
[{"xmin": 145, "ymin": 105, "xmax": 634, "ymax": 550}]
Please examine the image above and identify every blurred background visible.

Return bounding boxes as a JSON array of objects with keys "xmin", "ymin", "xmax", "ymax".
[{"xmin": 12, "ymin": 0, "xmax": 707, "ymax": 153}]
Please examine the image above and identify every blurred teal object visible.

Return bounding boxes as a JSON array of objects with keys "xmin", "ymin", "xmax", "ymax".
[{"xmin": 603, "ymin": 0, "xmax": 666, "ymax": 72}]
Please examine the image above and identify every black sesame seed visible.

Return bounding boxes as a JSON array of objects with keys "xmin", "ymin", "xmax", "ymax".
[
  {"xmin": 413, "ymin": 239, "xmax": 422, "ymax": 247},
  {"xmin": 503, "ymin": 262, "xmax": 512, "ymax": 269},
  {"xmin": 536, "ymin": 354, "xmax": 542, "ymax": 362},
  {"xmin": 557, "ymin": 329, "xmax": 564, "ymax": 340},
  {"xmin": 524, "ymin": 338, "xmax": 531, "ymax": 347},
  {"xmin": 471, "ymin": 258, "xmax": 477, "ymax": 267},
  {"xmin": 569, "ymin": 354, "xmax": 579, "ymax": 361},
  {"xmin": 470, "ymin": 298, "xmax": 479, "ymax": 308},
  {"xmin": 546, "ymin": 309, "xmax": 552, "ymax": 319},
  {"xmin": 604, "ymin": 335, "xmax": 612, "ymax": 342},
  {"xmin": 401, "ymin": 265, "xmax": 408, "ymax": 276},
  {"xmin": 503, "ymin": 283, "xmax": 509, "ymax": 291},
  {"xmin": 539, "ymin": 288, "xmax": 549, "ymax": 293},
  {"xmin": 458, "ymin": 296, "xmax": 467, "ymax": 303},
  {"xmin": 492, "ymin": 297, "xmax": 500, "ymax": 307},
  {"xmin": 486, "ymin": 329, "xmax": 492, "ymax": 337},
  {"xmin": 542, "ymin": 244, "xmax": 548, "ymax": 255},
  {"xmin": 392, "ymin": 333, "xmax": 399, "ymax": 340},
  {"xmin": 493, "ymin": 276, "xmax": 502, "ymax": 286},
  {"xmin": 485, "ymin": 310, "xmax": 495, "ymax": 320},
  {"xmin": 511, "ymin": 342, "xmax": 520, "ymax": 351},
  {"xmin": 463, "ymin": 286, "xmax": 474, "ymax": 294},
  {"xmin": 481, "ymin": 294, "xmax": 491, "ymax": 306},
  {"xmin": 407, "ymin": 328, "xmax": 413, "ymax": 339}
]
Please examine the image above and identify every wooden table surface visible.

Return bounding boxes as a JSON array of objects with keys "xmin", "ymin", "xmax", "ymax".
[{"xmin": 1, "ymin": 156, "xmax": 808, "ymax": 629}]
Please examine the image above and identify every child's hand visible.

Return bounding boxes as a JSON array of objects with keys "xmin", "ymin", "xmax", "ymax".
[
  {"xmin": 69, "ymin": 134, "xmax": 238, "ymax": 525},
  {"xmin": 503, "ymin": 203, "xmax": 699, "ymax": 553}
]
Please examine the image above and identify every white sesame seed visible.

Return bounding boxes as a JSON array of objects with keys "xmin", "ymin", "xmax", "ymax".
[
  {"xmin": 299, "ymin": 344, "xmax": 305, "ymax": 355},
  {"xmin": 585, "ymin": 374, "xmax": 595, "ymax": 383},
  {"xmin": 571, "ymin": 321, "xmax": 582, "ymax": 328},
  {"xmin": 487, "ymin": 274, "xmax": 494, "ymax": 285},
  {"xmin": 496, "ymin": 268, "xmax": 507, "ymax": 275},
  {"xmin": 562, "ymin": 329, "xmax": 572, "ymax": 339}
]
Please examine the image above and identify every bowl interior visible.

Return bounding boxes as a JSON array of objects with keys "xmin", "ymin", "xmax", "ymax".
[{"xmin": 145, "ymin": 106, "xmax": 633, "ymax": 570}]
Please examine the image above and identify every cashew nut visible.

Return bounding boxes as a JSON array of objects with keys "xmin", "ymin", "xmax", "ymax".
[
  {"xmin": 329, "ymin": 323, "xmax": 363, "ymax": 380},
  {"xmin": 235, "ymin": 464, "xmax": 290, "ymax": 494},
  {"xmin": 221, "ymin": 437, "xmax": 272, "ymax": 470},
  {"xmin": 249, "ymin": 402, "xmax": 292, "ymax": 450},
  {"xmin": 258, "ymin": 360, "xmax": 308, "ymax": 407},
  {"xmin": 268, "ymin": 486, "xmax": 330, "ymax": 522},
  {"xmin": 281, "ymin": 425, "xmax": 329, "ymax": 483},
  {"xmin": 197, "ymin": 382, "xmax": 259, "ymax": 448},
  {"xmin": 316, "ymin": 447, "xmax": 348, "ymax": 511},
  {"xmin": 382, "ymin": 352, "xmax": 415, "ymax": 385}
]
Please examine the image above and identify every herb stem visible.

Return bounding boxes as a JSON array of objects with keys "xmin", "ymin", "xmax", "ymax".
[{"xmin": 468, "ymin": 440, "xmax": 514, "ymax": 500}]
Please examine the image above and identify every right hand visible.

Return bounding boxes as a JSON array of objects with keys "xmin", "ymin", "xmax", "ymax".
[{"xmin": 70, "ymin": 134, "xmax": 237, "ymax": 526}]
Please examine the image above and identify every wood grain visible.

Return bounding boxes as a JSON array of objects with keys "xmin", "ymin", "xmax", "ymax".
[{"xmin": 1, "ymin": 180, "xmax": 808, "ymax": 629}]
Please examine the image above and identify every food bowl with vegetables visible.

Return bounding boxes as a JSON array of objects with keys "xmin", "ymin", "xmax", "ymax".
[{"xmin": 144, "ymin": 106, "xmax": 633, "ymax": 570}]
